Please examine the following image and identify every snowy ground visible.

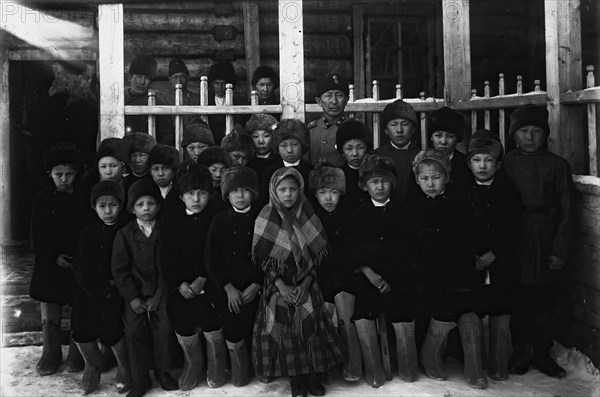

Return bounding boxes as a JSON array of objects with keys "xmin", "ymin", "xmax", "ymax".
[{"xmin": 1, "ymin": 342, "xmax": 598, "ymax": 397}]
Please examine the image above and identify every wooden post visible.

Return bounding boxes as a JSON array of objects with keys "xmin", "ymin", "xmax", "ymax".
[
  {"xmin": 243, "ymin": 1, "xmax": 260, "ymax": 96},
  {"xmin": 147, "ymin": 92, "xmax": 156, "ymax": 138},
  {"xmin": 278, "ymin": 0, "xmax": 305, "ymax": 120},
  {"xmin": 0, "ymin": 51, "xmax": 10, "ymax": 243},
  {"xmin": 372, "ymin": 80, "xmax": 380, "ymax": 148},
  {"xmin": 484, "ymin": 81, "xmax": 490, "ymax": 130},
  {"xmin": 471, "ymin": 89, "xmax": 477, "ymax": 133},
  {"xmin": 587, "ymin": 65, "xmax": 597, "ymax": 176},
  {"xmin": 353, "ymin": 5, "xmax": 366, "ymax": 99},
  {"xmin": 225, "ymin": 83, "xmax": 234, "ymax": 133},
  {"xmin": 545, "ymin": 0, "xmax": 585, "ymax": 173},
  {"xmin": 98, "ymin": 3, "xmax": 125, "ymax": 140},
  {"xmin": 175, "ymin": 83, "xmax": 183, "ymax": 149},
  {"xmin": 420, "ymin": 91, "xmax": 427, "ymax": 150},
  {"xmin": 499, "ymin": 73, "xmax": 506, "ymax": 148},
  {"xmin": 442, "ymin": 0, "xmax": 471, "ymax": 104}
]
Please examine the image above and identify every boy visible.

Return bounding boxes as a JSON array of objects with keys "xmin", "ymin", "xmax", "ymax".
[
  {"xmin": 373, "ymin": 99, "xmax": 421, "ymax": 204},
  {"xmin": 251, "ymin": 65, "xmax": 279, "ymax": 108},
  {"xmin": 197, "ymin": 146, "xmax": 234, "ymax": 213},
  {"xmin": 221, "ymin": 130, "xmax": 255, "ymax": 166},
  {"xmin": 206, "ymin": 166, "xmax": 263, "ymax": 387},
  {"xmin": 335, "ymin": 119, "xmax": 372, "ymax": 208},
  {"xmin": 504, "ymin": 104, "xmax": 573, "ymax": 378},
  {"xmin": 245, "ymin": 114, "xmax": 279, "ymax": 181},
  {"xmin": 125, "ymin": 57, "xmax": 164, "ymax": 135},
  {"xmin": 112, "ymin": 180, "xmax": 178, "ymax": 397},
  {"xmin": 148, "ymin": 144, "xmax": 181, "ymax": 218},
  {"xmin": 207, "ymin": 61, "xmax": 239, "ymax": 145},
  {"xmin": 96, "ymin": 137, "xmax": 130, "ymax": 185},
  {"xmin": 123, "ymin": 132, "xmax": 157, "ymax": 193},
  {"xmin": 72, "ymin": 180, "xmax": 131, "ymax": 394},
  {"xmin": 181, "ymin": 121, "xmax": 215, "ymax": 163}
]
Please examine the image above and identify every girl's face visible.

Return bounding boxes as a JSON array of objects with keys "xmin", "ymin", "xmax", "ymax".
[
  {"xmin": 415, "ymin": 163, "xmax": 449, "ymax": 198},
  {"xmin": 229, "ymin": 151, "xmax": 249, "ymax": 166},
  {"xmin": 385, "ymin": 118, "xmax": 415, "ymax": 148},
  {"xmin": 132, "ymin": 195, "xmax": 159, "ymax": 221},
  {"xmin": 431, "ymin": 131, "xmax": 458, "ymax": 155},
  {"xmin": 98, "ymin": 156, "xmax": 124, "ymax": 182},
  {"xmin": 364, "ymin": 177, "xmax": 392, "ymax": 203},
  {"xmin": 180, "ymin": 189, "xmax": 210, "ymax": 213},
  {"xmin": 186, "ymin": 142, "xmax": 210, "ymax": 162},
  {"xmin": 514, "ymin": 125, "xmax": 546, "ymax": 154},
  {"xmin": 94, "ymin": 195, "xmax": 121, "ymax": 224},
  {"xmin": 49, "ymin": 164, "xmax": 77, "ymax": 193},
  {"xmin": 342, "ymin": 139, "xmax": 368, "ymax": 168},
  {"xmin": 255, "ymin": 77, "xmax": 275, "ymax": 100},
  {"xmin": 150, "ymin": 164, "xmax": 175, "ymax": 187},
  {"xmin": 278, "ymin": 139, "xmax": 302, "ymax": 163},
  {"xmin": 208, "ymin": 163, "xmax": 226, "ymax": 187},
  {"xmin": 315, "ymin": 188, "xmax": 341, "ymax": 212},
  {"xmin": 468, "ymin": 153, "xmax": 501, "ymax": 182},
  {"xmin": 276, "ymin": 177, "xmax": 300, "ymax": 209},
  {"xmin": 251, "ymin": 130, "xmax": 272, "ymax": 156},
  {"xmin": 227, "ymin": 187, "xmax": 253, "ymax": 211}
]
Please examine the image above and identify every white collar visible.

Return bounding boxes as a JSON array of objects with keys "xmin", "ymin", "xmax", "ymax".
[
  {"xmin": 476, "ymin": 178, "xmax": 494, "ymax": 186},
  {"xmin": 283, "ymin": 159, "xmax": 300, "ymax": 167},
  {"xmin": 159, "ymin": 183, "xmax": 172, "ymax": 198},
  {"xmin": 256, "ymin": 152, "xmax": 271, "ymax": 159},
  {"xmin": 448, "ymin": 151, "xmax": 455, "ymax": 160},
  {"xmin": 371, "ymin": 198, "xmax": 390, "ymax": 207},
  {"xmin": 348, "ymin": 163, "xmax": 359, "ymax": 170},
  {"xmin": 136, "ymin": 219, "xmax": 155, "ymax": 237},
  {"xmin": 233, "ymin": 205, "xmax": 251, "ymax": 213},
  {"xmin": 215, "ymin": 95, "xmax": 225, "ymax": 106},
  {"xmin": 391, "ymin": 141, "xmax": 411, "ymax": 150},
  {"xmin": 185, "ymin": 208, "xmax": 198, "ymax": 215}
]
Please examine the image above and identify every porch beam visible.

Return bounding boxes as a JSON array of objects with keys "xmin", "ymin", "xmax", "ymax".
[
  {"xmin": 441, "ymin": 0, "xmax": 471, "ymax": 104},
  {"xmin": 278, "ymin": 0, "xmax": 305, "ymax": 120}
]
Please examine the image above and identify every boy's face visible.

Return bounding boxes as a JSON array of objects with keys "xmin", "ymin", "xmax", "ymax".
[
  {"xmin": 342, "ymin": 139, "xmax": 368, "ymax": 168},
  {"xmin": 276, "ymin": 178, "xmax": 300, "ymax": 209},
  {"xmin": 229, "ymin": 150, "xmax": 249, "ymax": 166},
  {"xmin": 169, "ymin": 72, "xmax": 189, "ymax": 91},
  {"xmin": 255, "ymin": 78, "xmax": 275, "ymax": 100},
  {"xmin": 385, "ymin": 118, "xmax": 415, "ymax": 148},
  {"xmin": 212, "ymin": 79, "xmax": 227, "ymax": 97},
  {"xmin": 98, "ymin": 156, "xmax": 124, "ymax": 182},
  {"xmin": 278, "ymin": 139, "xmax": 302, "ymax": 163},
  {"xmin": 315, "ymin": 188, "xmax": 341, "ymax": 212},
  {"xmin": 415, "ymin": 163, "xmax": 449, "ymax": 198},
  {"xmin": 316, "ymin": 89, "xmax": 348, "ymax": 119},
  {"xmin": 181, "ymin": 189, "xmax": 210, "ymax": 213},
  {"xmin": 228, "ymin": 187, "xmax": 253, "ymax": 211},
  {"xmin": 251, "ymin": 130, "xmax": 272, "ymax": 155},
  {"xmin": 186, "ymin": 142, "xmax": 210, "ymax": 162},
  {"xmin": 514, "ymin": 125, "xmax": 546, "ymax": 154},
  {"xmin": 130, "ymin": 152, "xmax": 150, "ymax": 176},
  {"xmin": 431, "ymin": 131, "xmax": 458, "ymax": 155},
  {"xmin": 49, "ymin": 164, "xmax": 77, "ymax": 193},
  {"xmin": 364, "ymin": 177, "xmax": 392, "ymax": 203},
  {"xmin": 132, "ymin": 195, "xmax": 160, "ymax": 221},
  {"xmin": 94, "ymin": 195, "xmax": 121, "ymax": 224},
  {"xmin": 129, "ymin": 74, "xmax": 151, "ymax": 95},
  {"xmin": 208, "ymin": 163, "xmax": 226, "ymax": 186},
  {"xmin": 150, "ymin": 164, "xmax": 175, "ymax": 187},
  {"xmin": 468, "ymin": 153, "xmax": 501, "ymax": 182}
]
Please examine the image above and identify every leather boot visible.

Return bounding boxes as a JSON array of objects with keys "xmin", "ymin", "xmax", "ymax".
[
  {"xmin": 226, "ymin": 339, "xmax": 250, "ymax": 387},
  {"xmin": 488, "ymin": 314, "xmax": 511, "ymax": 380},
  {"xmin": 176, "ymin": 333, "xmax": 205, "ymax": 390},
  {"xmin": 392, "ymin": 321, "xmax": 419, "ymax": 382},
  {"xmin": 307, "ymin": 371, "xmax": 325, "ymax": 396},
  {"xmin": 204, "ymin": 328, "xmax": 227, "ymax": 388},
  {"xmin": 101, "ymin": 343, "xmax": 117, "ymax": 373},
  {"xmin": 111, "ymin": 337, "xmax": 132, "ymax": 394},
  {"xmin": 458, "ymin": 313, "xmax": 488, "ymax": 389},
  {"xmin": 339, "ymin": 323, "xmax": 362, "ymax": 381},
  {"xmin": 76, "ymin": 341, "xmax": 104, "ymax": 394},
  {"xmin": 354, "ymin": 318, "xmax": 385, "ymax": 388},
  {"xmin": 36, "ymin": 302, "xmax": 62, "ymax": 376},
  {"xmin": 65, "ymin": 336, "xmax": 85, "ymax": 372},
  {"xmin": 532, "ymin": 336, "xmax": 566, "ymax": 378},
  {"xmin": 290, "ymin": 375, "xmax": 307, "ymax": 397},
  {"xmin": 420, "ymin": 318, "xmax": 456, "ymax": 381}
]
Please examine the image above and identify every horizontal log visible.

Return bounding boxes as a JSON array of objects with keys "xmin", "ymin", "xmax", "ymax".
[
  {"xmin": 261, "ymin": 34, "xmax": 352, "ymax": 58},
  {"xmin": 560, "ymin": 87, "xmax": 600, "ymax": 104},
  {"xmin": 259, "ymin": 11, "xmax": 351, "ymax": 33},
  {"xmin": 125, "ymin": 104, "xmax": 283, "ymax": 115},
  {"xmin": 574, "ymin": 284, "xmax": 600, "ymax": 330},
  {"xmin": 123, "ymin": 12, "xmax": 244, "ymax": 31},
  {"xmin": 262, "ymin": 58, "xmax": 353, "ymax": 80},
  {"xmin": 571, "ymin": 182, "xmax": 600, "ymax": 290},
  {"xmin": 452, "ymin": 93, "xmax": 547, "ymax": 110},
  {"xmin": 8, "ymin": 48, "xmax": 97, "ymax": 60},
  {"xmin": 124, "ymin": 56, "xmax": 247, "ymax": 80},
  {"xmin": 125, "ymin": 1, "xmax": 240, "ymax": 11},
  {"xmin": 124, "ymin": 33, "xmax": 245, "ymax": 57}
]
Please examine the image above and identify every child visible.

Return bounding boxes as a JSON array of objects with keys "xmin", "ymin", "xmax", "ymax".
[
  {"xmin": 181, "ymin": 121, "xmax": 215, "ymax": 163},
  {"xmin": 96, "ymin": 137, "xmax": 131, "ymax": 185},
  {"xmin": 344, "ymin": 154, "xmax": 418, "ymax": 386},
  {"xmin": 252, "ymin": 167, "xmax": 345, "ymax": 397},
  {"xmin": 159, "ymin": 161, "xmax": 227, "ymax": 390},
  {"xmin": 206, "ymin": 166, "xmax": 263, "ymax": 387},
  {"xmin": 373, "ymin": 99, "xmax": 421, "ymax": 204},
  {"xmin": 197, "ymin": 146, "xmax": 234, "ymax": 213},
  {"xmin": 30, "ymin": 142, "xmax": 90, "ymax": 376},
  {"xmin": 465, "ymin": 129, "xmax": 521, "ymax": 381},
  {"xmin": 123, "ymin": 132, "xmax": 157, "ymax": 193},
  {"xmin": 221, "ymin": 130, "xmax": 255, "ymax": 166},
  {"xmin": 245, "ymin": 114, "xmax": 280, "ymax": 181},
  {"xmin": 503, "ymin": 104, "xmax": 573, "ymax": 378},
  {"xmin": 72, "ymin": 180, "xmax": 131, "ymax": 394},
  {"xmin": 335, "ymin": 119, "xmax": 372, "ymax": 208},
  {"xmin": 148, "ymin": 144, "xmax": 182, "ymax": 218},
  {"xmin": 112, "ymin": 179, "xmax": 178, "ymax": 396}
]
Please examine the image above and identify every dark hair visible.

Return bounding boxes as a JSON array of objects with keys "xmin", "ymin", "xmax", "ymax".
[{"xmin": 251, "ymin": 66, "xmax": 279, "ymax": 88}]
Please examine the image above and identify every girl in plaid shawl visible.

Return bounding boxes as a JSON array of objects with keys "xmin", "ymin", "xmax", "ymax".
[{"xmin": 252, "ymin": 167, "xmax": 345, "ymax": 397}]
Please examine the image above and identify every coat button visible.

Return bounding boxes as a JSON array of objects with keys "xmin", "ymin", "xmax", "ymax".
[
  {"xmin": 233, "ymin": 230, "xmax": 237, "ymax": 234},
  {"xmin": 232, "ymin": 251, "xmax": 236, "ymax": 255},
  {"xmin": 379, "ymin": 237, "xmax": 384, "ymax": 241}
]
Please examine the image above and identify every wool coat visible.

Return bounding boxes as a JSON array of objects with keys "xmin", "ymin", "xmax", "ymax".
[
  {"xmin": 247, "ymin": 152, "xmax": 279, "ymax": 183},
  {"xmin": 156, "ymin": 182, "xmax": 182, "ymax": 220},
  {"xmin": 373, "ymin": 141, "xmax": 420, "ymax": 205},
  {"xmin": 340, "ymin": 163, "xmax": 370, "ymax": 208}
]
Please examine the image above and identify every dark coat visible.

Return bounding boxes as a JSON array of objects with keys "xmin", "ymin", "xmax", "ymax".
[
  {"xmin": 373, "ymin": 141, "xmax": 421, "ymax": 205},
  {"xmin": 156, "ymin": 182, "xmax": 183, "ymax": 220},
  {"xmin": 446, "ymin": 150, "xmax": 474, "ymax": 200},
  {"xmin": 123, "ymin": 173, "xmax": 153, "ymax": 199},
  {"xmin": 247, "ymin": 152, "xmax": 280, "ymax": 183},
  {"xmin": 207, "ymin": 91, "xmax": 247, "ymax": 145},
  {"xmin": 259, "ymin": 161, "xmax": 313, "ymax": 207},
  {"xmin": 340, "ymin": 163, "xmax": 369, "ymax": 209},
  {"xmin": 124, "ymin": 87, "xmax": 166, "ymax": 135}
]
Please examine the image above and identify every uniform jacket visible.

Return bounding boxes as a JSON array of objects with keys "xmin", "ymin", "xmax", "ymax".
[
  {"xmin": 307, "ymin": 115, "xmax": 346, "ymax": 167},
  {"xmin": 373, "ymin": 141, "xmax": 420, "ymax": 205}
]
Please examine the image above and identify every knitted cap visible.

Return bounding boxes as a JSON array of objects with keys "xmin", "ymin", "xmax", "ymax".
[
  {"xmin": 335, "ymin": 119, "xmax": 372, "ymax": 153},
  {"xmin": 128, "ymin": 56, "xmax": 157, "ymax": 78},
  {"xmin": 272, "ymin": 119, "xmax": 310, "ymax": 153},
  {"xmin": 208, "ymin": 61, "xmax": 237, "ymax": 84},
  {"xmin": 168, "ymin": 58, "xmax": 189, "ymax": 77},
  {"xmin": 197, "ymin": 146, "xmax": 233, "ymax": 168},
  {"xmin": 412, "ymin": 149, "xmax": 452, "ymax": 176},
  {"xmin": 220, "ymin": 166, "xmax": 259, "ymax": 201},
  {"xmin": 96, "ymin": 138, "xmax": 130, "ymax": 164},
  {"xmin": 508, "ymin": 104, "xmax": 550, "ymax": 137},
  {"xmin": 315, "ymin": 71, "xmax": 349, "ymax": 97},
  {"xmin": 467, "ymin": 129, "xmax": 504, "ymax": 160},
  {"xmin": 382, "ymin": 99, "xmax": 418, "ymax": 127},
  {"xmin": 90, "ymin": 180, "xmax": 125, "ymax": 207},
  {"xmin": 251, "ymin": 65, "xmax": 278, "ymax": 88},
  {"xmin": 181, "ymin": 122, "xmax": 215, "ymax": 147},
  {"xmin": 43, "ymin": 141, "xmax": 84, "ymax": 172},
  {"xmin": 221, "ymin": 131, "xmax": 255, "ymax": 157},
  {"xmin": 359, "ymin": 154, "xmax": 397, "ymax": 189},
  {"xmin": 123, "ymin": 132, "xmax": 156, "ymax": 155},
  {"xmin": 127, "ymin": 179, "xmax": 162, "ymax": 213},
  {"xmin": 177, "ymin": 161, "xmax": 213, "ymax": 194},
  {"xmin": 427, "ymin": 107, "xmax": 466, "ymax": 142},
  {"xmin": 148, "ymin": 144, "xmax": 180, "ymax": 169},
  {"xmin": 309, "ymin": 164, "xmax": 346, "ymax": 194},
  {"xmin": 245, "ymin": 114, "xmax": 278, "ymax": 134}
]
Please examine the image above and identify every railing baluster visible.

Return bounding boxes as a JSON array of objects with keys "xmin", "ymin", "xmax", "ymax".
[
  {"xmin": 534, "ymin": 79, "xmax": 541, "ymax": 92},
  {"xmin": 517, "ymin": 75, "xmax": 523, "ymax": 95},
  {"xmin": 348, "ymin": 84, "xmax": 355, "ymax": 119},
  {"xmin": 250, "ymin": 90, "xmax": 258, "ymax": 106},
  {"xmin": 420, "ymin": 91, "xmax": 427, "ymax": 150},
  {"xmin": 147, "ymin": 91, "xmax": 156, "ymax": 139},
  {"xmin": 200, "ymin": 76, "xmax": 208, "ymax": 106},
  {"xmin": 471, "ymin": 88, "xmax": 477, "ymax": 133},
  {"xmin": 175, "ymin": 83, "xmax": 183, "ymax": 153},
  {"xmin": 396, "ymin": 84, "xmax": 403, "ymax": 99},
  {"xmin": 587, "ymin": 65, "xmax": 597, "ymax": 176},
  {"xmin": 372, "ymin": 80, "xmax": 380, "ymax": 149},
  {"xmin": 225, "ymin": 83, "xmax": 234, "ymax": 134},
  {"xmin": 499, "ymin": 73, "xmax": 505, "ymax": 148},
  {"xmin": 484, "ymin": 80, "xmax": 490, "ymax": 130}
]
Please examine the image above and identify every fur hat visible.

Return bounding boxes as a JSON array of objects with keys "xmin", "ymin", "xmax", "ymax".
[
  {"xmin": 427, "ymin": 107, "xmax": 466, "ymax": 142},
  {"xmin": 272, "ymin": 119, "xmax": 310, "ymax": 153},
  {"xmin": 148, "ymin": 144, "xmax": 180, "ymax": 169},
  {"xmin": 127, "ymin": 179, "xmax": 162, "ymax": 213},
  {"xmin": 382, "ymin": 99, "xmax": 418, "ymax": 127},
  {"xmin": 96, "ymin": 138, "xmax": 130, "ymax": 164},
  {"xmin": 123, "ymin": 132, "xmax": 156, "ymax": 155},
  {"xmin": 467, "ymin": 129, "xmax": 504, "ymax": 160},
  {"xmin": 208, "ymin": 61, "xmax": 237, "ymax": 84},
  {"xmin": 220, "ymin": 166, "xmax": 259, "ymax": 201},
  {"xmin": 168, "ymin": 58, "xmax": 189, "ymax": 77},
  {"xmin": 177, "ymin": 160, "xmax": 213, "ymax": 194},
  {"xmin": 359, "ymin": 154, "xmax": 397, "ymax": 189},
  {"xmin": 181, "ymin": 122, "xmax": 215, "ymax": 147},
  {"xmin": 251, "ymin": 65, "xmax": 278, "ymax": 88},
  {"xmin": 90, "ymin": 180, "xmax": 125, "ymax": 207},
  {"xmin": 43, "ymin": 141, "xmax": 84, "ymax": 172},
  {"xmin": 197, "ymin": 146, "xmax": 233, "ymax": 168},
  {"xmin": 412, "ymin": 149, "xmax": 452, "ymax": 176},
  {"xmin": 245, "ymin": 114, "xmax": 278, "ymax": 134},
  {"xmin": 128, "ymin": 56, "xmax": 157, "ymax": 78},
  {"xmin": 309, "ymin": 164, "xmax": 346, "ymax": 194},
  {"xmin": 221, "ymin": 131, "xmax": 254, "ymax": 157},
  {"xmin": 315, "ymin": 71, "xmax": 349, "ymax": 97},
  {"xmin": 336, "ymin": 119, "xmax": 372, "ymax": 153},
  {"xmin": 508, "ymin": 104, "xmax": 550, "ymax": 137}
]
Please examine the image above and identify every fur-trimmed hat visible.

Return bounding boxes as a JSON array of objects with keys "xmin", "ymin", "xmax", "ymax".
[
  {"xmin": 197, "ymin": 146, "xmax": 233, "ymax": 168},
  {"xmin": 96, "ymin": 138, "xmax": 130, "ymax": 164},
  {"xmin": 128, "ymin": 56, "xmax": 157, "ymax": 79},
  {"xmin": 90, "ymin": 180, "xmax": 125, "ymax": 207},
  {"xmin": 412, "ymin": 149, "xmax": 452, "ymax": 176},
  {"xmin": 43, "ymin": 141, "xmax": 84, "ymax": 172},
  {"xmin": 177, "ymin": 160, "xmax": 213, "ymax": 194},
  {"xmin": 359, "ymin": 154, "xmax": 397, "ymax": 189},
  {"xmin": 336, "ymin": 119, "xmax": 372, "ymax": 153},
  {"xmin": 208, "ymin": 61, "xmax": 237, "ymax": 84},
  {"xmin": 181, "ymin": 122, "xmax": 215, "ymax": 147},
  {"xmin": 251, "ymin": 65, "xmax": 279, "ymax": 88},
  {"xmin": 272, "ymin": 119, "xmax": 310, "ymax": 153},
  {"xmin": 382, "ymin": 99, "xmax": 418, "ymax": 127},
  {"xmin": 123, "ymin": 132, "xmax": 156, "ymax": 155},
  {"xmin": 221, "ymin": 131, "xmax": 254, "ymax": 157},
  {"xmin": 467, "ymin": 129, "xmax": 504, "ymax": 160},
  {"xmin": 316, "ymin": 71, "xmax": 349, "ymax": 98},
  {"xmin": 168, "ymin": 58, "xmax": 189, "ymax": 77},
  {"xmin": 309, "ymin": 164, "xmax": 346, "ymax": 194},
  {"xmin": 127, "ymin": 179, "xmax": 162, "ymax": 213},
  {"xmin": 148, "ymin": 144, "xmax": 180, "ymax": 169},
  {"xmin": 508, "ymin": 104, "xmax": 550, "ymax": 137},
  {"xmin": 220, "ymin": 166, "xmax": 259, "ymax": 201},
  {"xmin": 245, "ymin": 114, "xmax": 278, "ymax": 134},
  {"xmin": 427, "ymin": 107, "xmax": 466, "ymax": 142}
]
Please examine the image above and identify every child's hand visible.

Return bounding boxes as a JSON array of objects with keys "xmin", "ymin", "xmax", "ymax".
[
  {"xmin": 294, "ymin": 284, "xmax": 309, "ymax": 305},
  {"xmin": 130, "ymin": 297, "xmax": 148, "ymax": 314},
  {"xmin": 241, "ymin": 283, "xmax": 261, "ymax": 305},
  {"xmin": 362, "ymin": 267, "xmax": 383, "ymax": 289},
  {"xmin": 224, "ymin": 283, "xmax": 243, "ymax": 314},
  {"xmin": 378, "ymin": 280, "xmax": 391, "ymax": 294},
  {"xmin": 276, "ymin": 281, "xmax": 296, "ymax": 305},
  {"xmin": 548, "ymin": 255, "xmax": 565, "ymax": 270},
  {"xmin": 178, "ymin": 282, "xmax": 195, "ymax": 299},
  {"xmin": 189, "ymin": 277, "xmax": 206, "ymax": 296},
  {"xmin": 56, "ymin": 254, "xmax": 73, "ymax": 269},
  {"xmin": 145, "ymin": 294, "xmax": 161, "ymax": 312},
  {"xmin": 475, "ymin": 251, "xmax": 496, "ymax": 270}
]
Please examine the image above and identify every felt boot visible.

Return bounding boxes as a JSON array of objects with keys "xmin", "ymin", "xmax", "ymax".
[
  {"xmin": 458, "ymin": 313, "xmax": 488, "ymax": 389},
  {"xmin": 204, "ymin": 328, "xmax": 227, "ymax": 388},
  {"xmin": 339, "ymin": 323, "xmax": 363, "ymax": 381},
  {"xmin": 488, "ymin": 314, "xmax": 511, "ymax": 380},
  {"xmin": 101, "ymin": 343, "xmax": 117, "ymax": 373},
  {"xmin": 290, "ymin": 375, "xmax": 307, "ymax": 397},
  {"xmin": 76, "ymin": 341, "xmax": 104, "ymax": 394},
  {"xmin": 355, "ymin": 318, "xmax": 385, "ymax": 388},
  {"xmin": 125, "ymin": 373, "xmax": 151, "ymax": 397},
  {"xmin": 392, "ymin": 321, "xmax": 419, "ymax": 382},
  {"xmin": 36, "ymin": 302, "xmax": 62, "ymax": 376},
  {"xmin": 420, "ymin": 318, "xmax": 456, "ymax": 381},
  {"xmin": 307, "ymin": 371, "xmax": 325, "ymax": 396},
  {"xmin": 509, "ymin": 344, "xmax": 532, "ymax": 375},
  {"xmin": 176, "ymin": 333, "xmax": 205, "ymax": 390},
  {"xmin": 532, "ymin": 337, "xmax": 566, "ymax": 378},
  {"xmin": 111, "ymin": 337, "xmax": 132, "ymax": 394},
  {"xmin": 226, "ymin": 339, "xmax": 250, "ymax": 387},
  {"xmin": 65, "ymin": 337, "xmax": 85, "ymax": 373}
]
